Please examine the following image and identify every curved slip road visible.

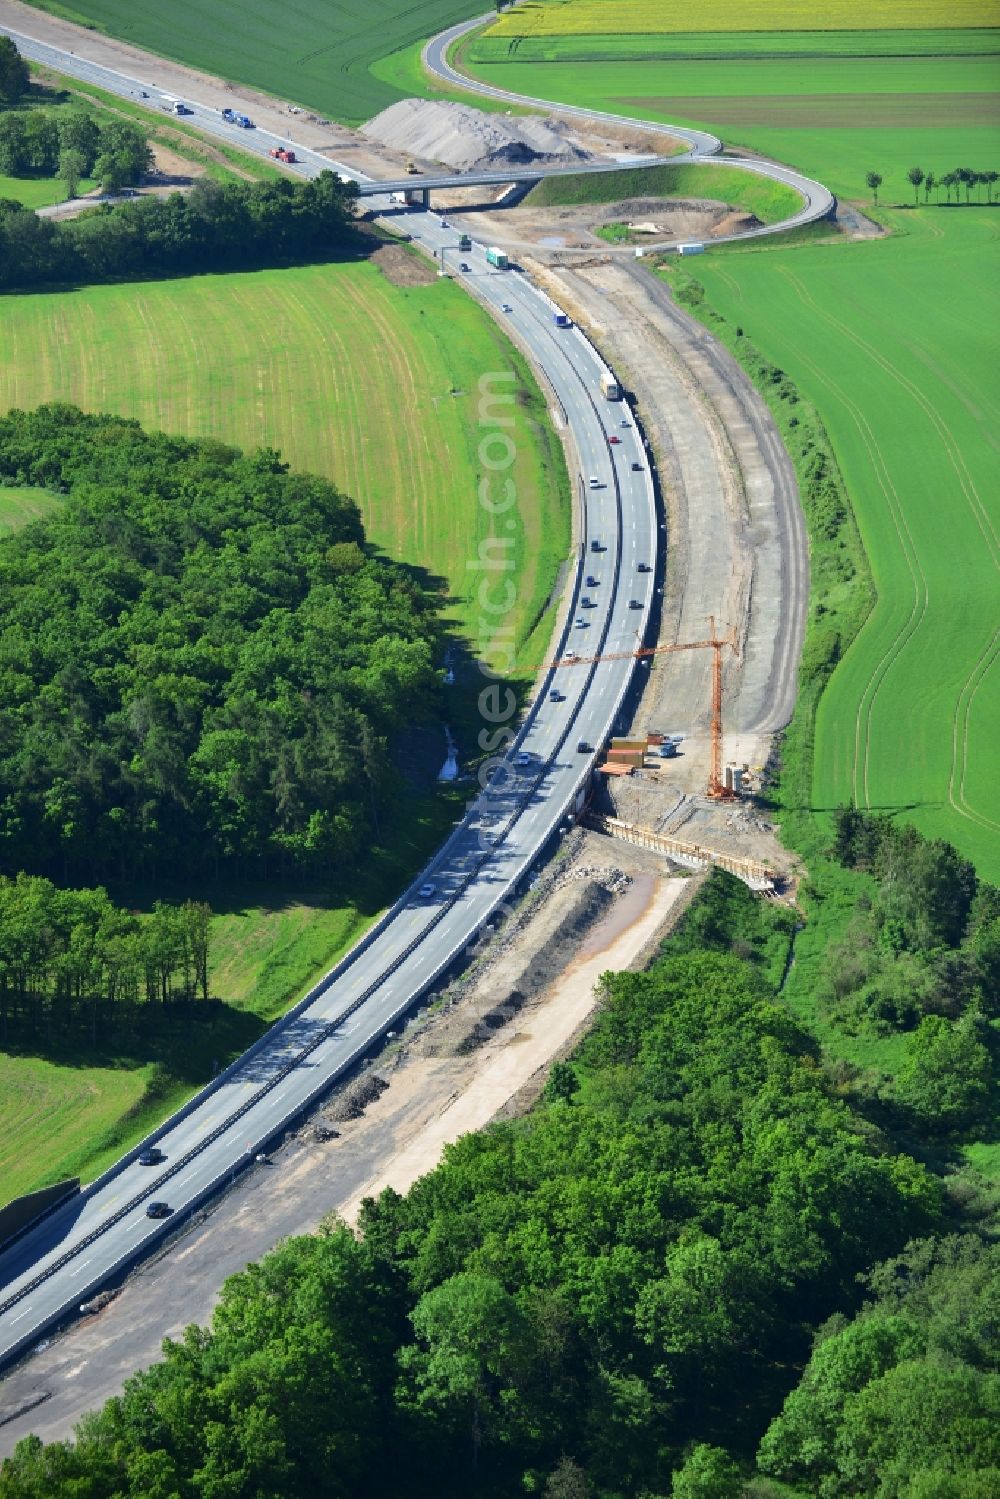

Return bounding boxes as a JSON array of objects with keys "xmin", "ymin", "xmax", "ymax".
[
  {"xmin": 0, "ymin": 12, "xmax": 824, "ymax": 1372},
  {"xmin": 424, "ymin": 13, "xmax": 835, "ymax": 246}
]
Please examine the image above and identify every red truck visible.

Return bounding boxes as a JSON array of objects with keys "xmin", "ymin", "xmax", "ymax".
[{"xmin": 269, "ymin": 146, "xmax": 296, "ymax": 163}]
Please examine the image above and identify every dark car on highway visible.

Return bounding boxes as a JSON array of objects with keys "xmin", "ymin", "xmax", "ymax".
[
  {"xmin": 145, "ymin": 1201, "xmax": 171, "ymax": 1219},
  {"xmin": 137, "ymin": 1147, "xmax": 165, "ymax": 1166}
]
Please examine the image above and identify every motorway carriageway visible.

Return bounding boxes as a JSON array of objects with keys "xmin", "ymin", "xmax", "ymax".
[
  {"xmin": 0, "ymin": 28, "xmax": 662, "ymax": 1370},
  {"xmin": 0, "ymin": 17, "xmax": 830, "ymax": 1371}
]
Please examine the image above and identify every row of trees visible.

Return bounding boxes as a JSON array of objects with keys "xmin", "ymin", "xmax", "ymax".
[
  {"xmin": 0, "ymin": 110, "xmax": 151, "ymax": 195},
  {"xmin": 0, "ymin": 169, "xmax": 360, "ymax": 288},
  {"xmin": 866, "ymin": 165, "xmax": 999, "ymax": 206},
  {"xmin": 0, "ymin": 405, "xmax": 442, "ymax": 882},
  {"xmin": 0, "ymin": 874, "xmax": 210, "ymax": 1045},
  {"xmin": 0, "ymin": 873, "xmax": 950, "ymax": 1497}
]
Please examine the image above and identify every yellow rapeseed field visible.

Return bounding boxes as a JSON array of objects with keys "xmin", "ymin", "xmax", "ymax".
[{"xmin": 484, "ymin": 0, "xmax": 996, "ymax": 34}]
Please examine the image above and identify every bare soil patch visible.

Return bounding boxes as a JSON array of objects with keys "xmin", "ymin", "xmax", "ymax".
[
  {"xmin": 445, "ymin": 195, "xmax": 747, "ymax": 255},
  {"xmin": 619, "ymin": 92, "xmax": 999, "ymax": 128},
  {"xmin": 370, "ymin": 242, "xmax": 438, "ymax": 287}
]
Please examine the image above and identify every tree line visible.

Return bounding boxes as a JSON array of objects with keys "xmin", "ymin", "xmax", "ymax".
[
  {"xmin": 0, "ymin": 406, "xmax": 443, "ymax": 883},
  {"xmin": 866, "ymin": 165, "xmax": 999, "ymax": 206},
  {"xmin": 0, "ymin": 871, "xmax": 967, "ymax": 1497},
  {"xmin": 0, "ymin": 873, "xmax": 210, "ymax": 1047},
  {"xmin": 0, "ymin": 170, "xmax": 360, "ymax": 289},
  {"xmin": 0, "ymin": 110, "xmax": 151, "ymax": 196}
]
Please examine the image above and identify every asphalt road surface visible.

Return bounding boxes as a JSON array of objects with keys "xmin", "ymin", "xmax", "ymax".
[{"xmin": 0, "ymin": 13, "xmax": 827, "ymax": 1372}]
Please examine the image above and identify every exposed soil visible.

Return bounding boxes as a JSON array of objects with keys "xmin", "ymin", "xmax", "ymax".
[
  {"xmin": 369, "ymin": 242, "xmax": 438, "ymax": 286},
  {"xmin": 426, "ymin": 193, "xmax": 751, "ymax": 256},
  {"xmin": 363, "ymin": 97, "xmax": 589, "ymax": 172},
  {"xmin": 362, "ymin": 96, "xmax": 683, "ymax": 175}
]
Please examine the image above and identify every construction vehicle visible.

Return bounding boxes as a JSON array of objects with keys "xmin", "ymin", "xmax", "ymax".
[
  {"xmin": 544, "ymin": 617, "xmax": 738, "ymax": 799},
  {"xmin": 485, "ymin": 246, "xmax": 509, "ymax": 269},
  {"xmin": 172, "ymin": 101, "xmax": 192, "ymax": 115},
  {"xmin": 235, "ymin": 114, "xmax": 254, "ymax": 129},
  {"xmin": 553, "ymin": 311, "xmax": 571, "ymax": 328},
  {"xmin": 600, "ymin": 371, "xmax": 622, "ymax": 401},
  {"xmin": 405, "ymin": 160, "xmax": 419, "ymax": 175},
  {"xmin": 269, "ymin": 146, "xmax": 297, "ymax": 163},
  {"xmin": 221, "ymin": 107, "xmax": 236, "ymax": 122},
  {"xmin": 458, "ymin": 233, "xmax": 472, "ymax": 252}
]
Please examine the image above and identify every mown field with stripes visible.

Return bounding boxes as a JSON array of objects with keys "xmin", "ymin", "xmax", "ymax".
[{"xmin": 687, "ymin": 210, "xmax": 999, "ymax": 879}]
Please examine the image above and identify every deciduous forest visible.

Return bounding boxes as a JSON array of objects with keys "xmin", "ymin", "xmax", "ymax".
[{"xmin": 0, "ymin": 406, "xmax": 443, "ymax": 884}]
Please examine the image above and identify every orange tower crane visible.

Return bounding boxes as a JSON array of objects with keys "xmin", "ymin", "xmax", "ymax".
[{"xmin": 543, "ymin": 616, "xmax": 739, "ymax": 799}]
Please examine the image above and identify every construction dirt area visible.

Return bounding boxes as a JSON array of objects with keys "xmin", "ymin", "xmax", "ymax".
[{"xmin": 0, "ymin": 843, "xmax": 695, "ymax": 1452}]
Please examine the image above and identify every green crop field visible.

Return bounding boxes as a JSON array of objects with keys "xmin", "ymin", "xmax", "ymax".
[
  {"xmin": 455, "ymin": 51, "xmax": 1000, "ymax": 201},
  {"xmin": 481, "ymin": 0, "xmax": 993, "ymax": 37},
  {"xmin": 686, "ymin": 211, "xmax": 999, "ymax": 880},
  {"xmin": 525, "ymin": 162, "xmax": 802, "ymax": 223},
  {"xmin": 25, "ymin": 0, "xmax": 482, "ymax": 125}
]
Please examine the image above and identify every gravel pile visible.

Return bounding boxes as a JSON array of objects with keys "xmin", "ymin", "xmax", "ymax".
[{"xmin": 362, "ymin": 98, "xmax": 591, "ymax": 172}]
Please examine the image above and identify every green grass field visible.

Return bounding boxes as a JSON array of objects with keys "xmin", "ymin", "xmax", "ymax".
[
  {"xmin": 470, "ymin": 28, "xmax": 998, "ymax": 62},
  {"xmin": 525, "ymin": 161, "xmax": 803, "ymax": 222},
  {"xmin": 0, "ymin": 486, "xmax": 64, "ymax": 532},
  {"xmin": 25, "ymin": 0, "xmax": 482, "ymax": 125},
  {"xmin": 0, "ymin": 172, "xmax": 97, "ymax": 208}
]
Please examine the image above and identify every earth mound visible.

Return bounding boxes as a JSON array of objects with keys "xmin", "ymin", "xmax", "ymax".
[{"xmin": 362, "ymin": 98, "xmax": 591, "ymax": 173}]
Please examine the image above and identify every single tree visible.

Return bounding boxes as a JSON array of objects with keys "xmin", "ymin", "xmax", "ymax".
[
  {"xmin": 866, "ymin": 171, "xmax": 883, "ymax": 206},
  {"xmin": 0, "ymin": 36, "xmax": 29, "ymax": 104},
  {"xmin": 907, "ymin": 166, "xmax": 924, "ymax": 204},
  {"xmin": 56, "ymin": 110, "xmax": 100, "ymax": 174},
  {"xmin": 923, "ymin": 171, "xmax": 935, "ymax": 202},
  {"xmin": 93, "ymin": 150, "xmax": 126, "ymax": 196},
  {"xmin": 957, "ymin": 166, "xmax": 974, "ymax": 203},
  {"xmin": 896, "ymin": 1012, "xmax": 992, "ymax": 1134},
  {"xmin": 58, "ymin": 146, "xmax": 86, "ymax": 200},
  {"xmin": 985, "ymin": 169, "xmax": 999, "ymax": 203},
  {"xmin": 672, "ymin": 1444, "xmax": 743, "ymax": 1499}
]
